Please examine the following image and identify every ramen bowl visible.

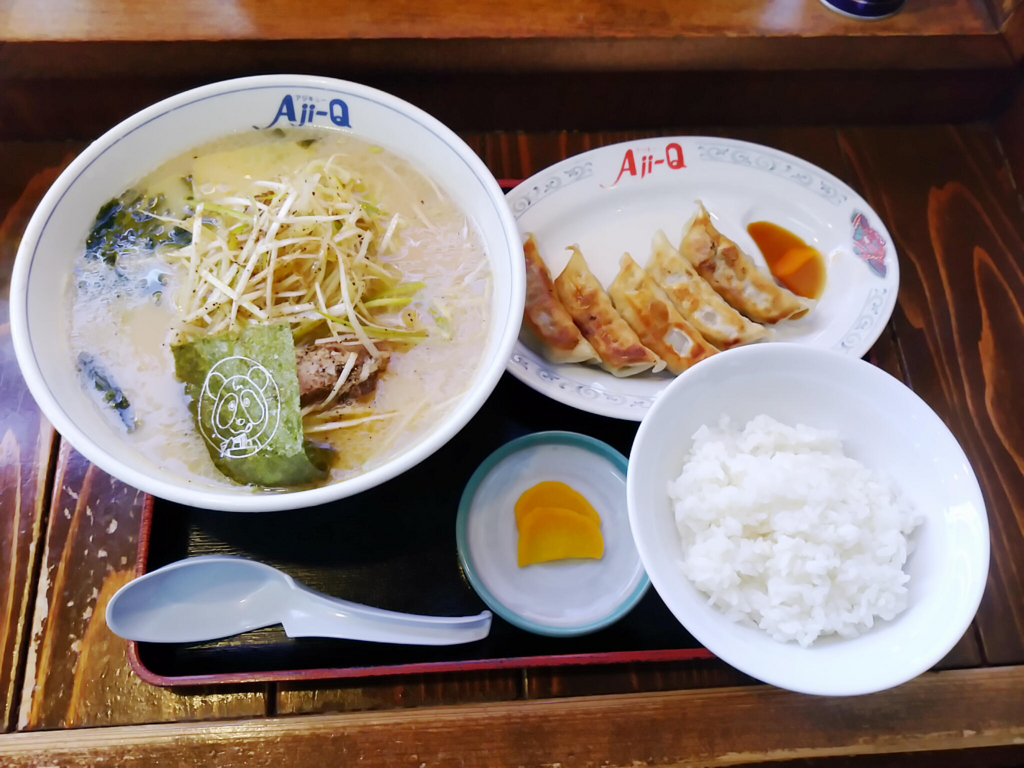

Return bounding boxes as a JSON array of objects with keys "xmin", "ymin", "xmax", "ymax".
[{"xmin": 11, "ymin": 75, "xmax": 524, "ymax": 512}]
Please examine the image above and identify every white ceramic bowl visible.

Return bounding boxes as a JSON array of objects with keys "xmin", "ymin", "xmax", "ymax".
[
  {"xmin": 627, "ymin": 344, "xmax": 989, "ymax": 696},
  {"xmin": 10, "ymin": 75, "xmax": 524, "ymax": 512}
]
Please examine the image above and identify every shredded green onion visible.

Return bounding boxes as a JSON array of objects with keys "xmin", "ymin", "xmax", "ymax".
[
  {"xmin": 201, "ymin": 202, "xmax": 255, "ymax": 223},
  {"xmin": 315, "ymin": 310, "xmax": 427, "ymax": 341},
  {"xmin": 363, "ymin": 297, "xmax": 412, "ymax": 310},
  {"xmin": 166, "ymin": 158, "xmax": 408, "ymax": 349},
  {"xmin": 366, "ymin": 281, "xmax": 426, "ymax": 301}
]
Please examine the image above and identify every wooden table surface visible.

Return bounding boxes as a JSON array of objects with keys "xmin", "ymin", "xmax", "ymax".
[
  {"xmin": 3, "ymin": 0, "xmax": 1023, "ymax": 143},
  {"xmin": 0, "ymin": 0, "xmax": 1010, "ymax": 76},
  {"xmin": 1, "ymin": 120, "xmax": 1024, "ymax": 765}
]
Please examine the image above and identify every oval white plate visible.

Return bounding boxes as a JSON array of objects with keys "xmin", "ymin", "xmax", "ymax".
[{"xmin": 505, "ymin": 136, "xmax": 900, "ymax": 421}]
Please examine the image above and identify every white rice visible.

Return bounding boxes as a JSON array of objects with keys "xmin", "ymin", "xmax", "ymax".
[{"xmin": 669, "ymin": 415, "xmax": 921, "ymax": 647}]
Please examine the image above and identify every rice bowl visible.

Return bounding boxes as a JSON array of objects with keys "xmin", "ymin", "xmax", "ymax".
[{"xmin": 627, "ymin": 343, "xmax": 989, "ymax": 696}]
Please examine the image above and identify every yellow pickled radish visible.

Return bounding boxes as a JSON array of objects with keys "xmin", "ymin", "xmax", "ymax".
[
  {"xmin": 772, "ymin": 246, "xmax": 818, "ymax": 278},
  {"xmin": 516, "ymin": 506, "xmax": 604, "ymax": 567},
  {"xmin": 747, "ymin": 220, "xmax": 827, "ymax": 300},
  {"xmin": 514, "ymin": 480, "xmax": 601, "ymax": 527}
]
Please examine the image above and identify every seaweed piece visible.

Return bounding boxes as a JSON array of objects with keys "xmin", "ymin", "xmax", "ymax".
[
  {"xmin": 297, "ymin": 138, "xmax": 318, "ymax": 149},
  {"xmin": 172, "ymin": 323, "xmax": 330, "ymax": 487},
  {"xmin": 85, "ymin": 191, "xmax": 191, "ymax": 267},
  {"xmin": 78, "ymin": 353, "xmax": 136, "ymax": 432}
]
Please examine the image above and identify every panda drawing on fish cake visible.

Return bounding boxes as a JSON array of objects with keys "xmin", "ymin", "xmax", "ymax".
[{"xmin": 198, "ymin": 356, "xmax": 281, "ymax": 459}]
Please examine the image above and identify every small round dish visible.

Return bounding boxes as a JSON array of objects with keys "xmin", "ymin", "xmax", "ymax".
[{"xmin": 456, "ymin": 432, "xmax": 648, "ymax": 636}]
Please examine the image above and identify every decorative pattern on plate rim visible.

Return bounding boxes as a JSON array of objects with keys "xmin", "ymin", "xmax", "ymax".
[
  {"xmin": 835, "ymin": 287, "xmax": 889, "ymax": 352},
  {"xmin": 696, "ymin": 144, "xmax": 849, "ymax": 207},
  {"xmin": 509, "ymin": 353, "xmax": 655, "ymax": 409},
  {"xmin": 508, "ymin": 163, "xmax": 594, "ymax": 219},
  {"xmin": 851, "ymin": 210, "xmax": 887, "ymax": 278}
]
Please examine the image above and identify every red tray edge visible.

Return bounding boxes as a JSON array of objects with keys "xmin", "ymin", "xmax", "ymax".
[
  {"xmin": 127, "ymin": 495, "xmax": 716, "ymax": 687},
  {"xmin": 126, "ymin": 642, "xmax": 715, "ymax": 687},
  {"xmin": 125, "ymin": 178, "xmax": 717, "ymax": 686}
]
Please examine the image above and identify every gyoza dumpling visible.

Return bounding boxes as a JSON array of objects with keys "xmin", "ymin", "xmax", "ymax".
[
  {"xmin": 522, "ymin": 235, "xmax": 600, "ymax": 365},
  {"xmin": 554, "ymin": 246, "xmax": 664, "ymax": 377},
  {"xmin": 608, "ymin": 254, "xmax": 717, "ymax": 375},
  {"xmin": 680, "ymin": 202, "xmax": 810, "ymax": 324},
  {"xmin": 645, "ymin": 230, "xmax": 767, "ymax": 350}
]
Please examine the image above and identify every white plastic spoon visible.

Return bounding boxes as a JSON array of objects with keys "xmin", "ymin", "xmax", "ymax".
[{"xmin": 106, "ymin": 555, "xmax": 492, "ymax": 645}]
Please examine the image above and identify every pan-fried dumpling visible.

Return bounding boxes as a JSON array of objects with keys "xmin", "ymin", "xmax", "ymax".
[
  {"xmin": 522, "ymin": 235, "xmax": 600, "ymax": 365},
  {"xmin": 608, "ymin": 254, "xmax": 717, "ymax": 375},
  {"xmin": 680, "ymin": 202, "xmax": 810, "ymax": 324},
  {"xmin": 645, "ymin": 230, "xmax": 767, "ymax": 350},
  {"xmin": 554, "ymin": 246, "xmax": 664, "ymax": 377}
]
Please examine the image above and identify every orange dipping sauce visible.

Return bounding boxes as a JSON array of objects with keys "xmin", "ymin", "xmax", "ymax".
[{"xmin": 747, "ymin": 221, "xmax": 827, "ymax": 300}]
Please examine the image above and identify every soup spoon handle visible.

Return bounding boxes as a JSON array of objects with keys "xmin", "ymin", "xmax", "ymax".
[{"xmin": 282, "ymin": 586, "xmax": 492, "ymax": 645}]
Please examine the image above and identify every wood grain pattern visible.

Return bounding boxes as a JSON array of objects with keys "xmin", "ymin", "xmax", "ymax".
[
  {"xmin": 730, "ymin": 744, "xmax": 1024, "ymax": 768},
  {"xmin": 1000, "ymin": 6, "xmax": 1024, "ymax": 59},
  {"xmin": 0, "ymin": 0, "xmax": 996, "ymax": 43},
  {"xmin": 0, "ymin": 142, "xmax": 76, "ymax": 731},
  {"xmin": 525, "ymin": 657, "xmax": 754, "ymax": 700},
  {"xmin": 996, "ymin": 79, "xmax": 1024, "ymax": 193},
  {"xmin": 1, "ymin": 70, "xmax": 1014, "ymax": 144},
  {"xmin": 0, "ymin": 36, "xmax": 1011, "ymax": 82},
  {"xmin": 19, "ymin": 443, "xmax": 265, "ymax": 729},
  {"xmin": 837, "ymin": 124, "xmax": 1024, "ymax": 665},
  {"xmin": 277, "ymin": 670, "xmax": 521, "ymax": 715},
  {"xmin": 985, "ymin": 0, "xmax": 1023, "ymax": 24},
  {"xmin": 1, "ymin": 667, "xmax": 1023, "ymax": 767},
  {"xmin": 934, "ymin": 624, "xmax": 985, "ymax": 669}
]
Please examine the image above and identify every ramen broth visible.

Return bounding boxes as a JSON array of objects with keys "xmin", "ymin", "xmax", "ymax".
[{"xmin": 67, "ymin": 129, "xmax": 492, "ymax": 489}]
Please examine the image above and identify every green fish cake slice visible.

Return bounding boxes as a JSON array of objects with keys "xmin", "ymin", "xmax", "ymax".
[{"xmin": 172, "ymin": 323, "xmax": 328, "ymax": 487}]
